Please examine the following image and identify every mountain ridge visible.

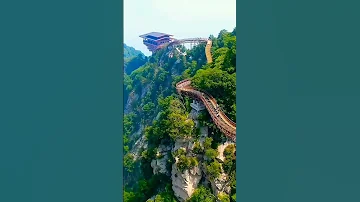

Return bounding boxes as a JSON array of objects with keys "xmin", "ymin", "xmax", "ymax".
[
  {"xmin": 123, "ymin": 28, "xmax": 236, "ymax": 202},
  {"xmin": 124, "ymin": 43, "xmax": 145, "ymax": 61}
]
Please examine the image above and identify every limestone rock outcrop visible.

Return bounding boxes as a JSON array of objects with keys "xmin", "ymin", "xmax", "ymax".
[
  {"xmin": 170, "ymin": 109, "xmax": 211, "ymax": 201},
  {"xmin": 171, "ymin": 138, "xmax": 202, "ymax": 201},
  {"xmin": 172, "ymin": 161, "xmax": 202, "ymax": 201},
  {"xmin": 210, "ymin": 172, "xmax": 231, "ymax": 196},
  {"xmin": 216, "ymin": 141, "xmax": 235, "ymax": 162},
  {"xmin": 151, "ymin": 144, "xmax": 172, "ymax": 176},
  {"xmin": 209, "ymin": 141, "xmax": 236, "ymax": 196}
]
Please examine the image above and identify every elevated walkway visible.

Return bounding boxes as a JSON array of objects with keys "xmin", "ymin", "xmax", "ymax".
[
  {"xmin": 176, "ymin": 79, "xmax": 236, "ymax": 142},
  {"xmin": 175, "ymin": 39, "xmax": 236, "ymax": 141}
]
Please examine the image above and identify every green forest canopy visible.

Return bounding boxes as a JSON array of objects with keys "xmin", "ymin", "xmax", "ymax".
[{"xmin": 123, "ymin": 28, "xmax": 237, "ymax": 202}]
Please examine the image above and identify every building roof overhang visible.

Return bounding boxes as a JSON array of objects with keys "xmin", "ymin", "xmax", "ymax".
[{"xmin": 139, "ymin": 32, "xmax": 174, "ymax": 39}]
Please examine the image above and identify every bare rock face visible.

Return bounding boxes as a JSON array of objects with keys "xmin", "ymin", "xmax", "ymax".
[
  {"xmin": 140, "ymin": 84, "xmax": 151, "ymax": 98},
  {"xmin": 210, "ymin": 172, "xmax": 231, "ymax": 196},
  {"xmin": 173, "ymin": 138, "xmax": 189, "ymax": 152},
  {"xmin": 151, "ymin": 157, "xmax": 167, "ymax": 175},
  {"xmin": 172, "ymin": 163, "xmax": 202, "ymax": 201},
  {"xmin": 216, "ymin": 141, "xmax": 235, "ymax": 163},
  {"xmin": 151, "ymin": 144, "xmax": 172, "ymax": 176},
  {"xmin": 131, "ymin": 113, "xmax": 163, "ymax": 161},
  {"xmin": 209, "ymin": 142, "xmax": 236, "ymax": 196},
  {"xmin": 171, "ymin": 139, "xmax": 202, "ymax": 202},
  {"xmin": 124, "ymin": 91, "xmax": 139, "ymax": 115},
  {"xmin": 130, "ymin": 125, "xmax": 147, "ymax": 160},
  {"xmin": 170, "ymin": 110, "xmax": 211, "ymax": 201}
]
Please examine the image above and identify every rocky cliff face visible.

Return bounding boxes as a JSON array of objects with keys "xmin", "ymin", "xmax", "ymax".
[
  {"xmin": 151, "ymin": 144, "xmax": 172, "ymax": 176},
  {"xmin": 209, "ymin": 171, "xmax": 231, "ymax": 196},
  {"xmin": 124, "ymin": 91, "xmax": 138, "ymax": 115},
  {"xmin": 171, "ymin": 140, "xmax": 202, "ymax": 201},
  {"xmin": 147, "ymin": 106, "xmax": 236, "ymax": 201},
  {"xmin": 216, "ymin": 141, "xmax": 234, "ymax": 163},
  {"xmin": 129, "ymin": 125, "xmax": 146, "ymax": 160},
  {"xmin": 210, "ymin": 141, "xmax": 236, "ymax": 196},
  {"xmin": 170, "ymin": 110, "xmax": 209, "ymax": 202},
  {"xmin": 172, "ymin": 162, "xmax": 202, "ymax": 201},
  {"xmin": 125, "ymin": 49, "xmax": 182, "ymax": 160},
  {"xmin": 125, "ymin": 47, "xmax": 236, "ymax": 200}
]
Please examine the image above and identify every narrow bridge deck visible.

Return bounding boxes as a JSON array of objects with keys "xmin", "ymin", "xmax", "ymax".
[
  {"xmin": 161, "ymin": 38, "xmax": 236, "ymax": 141},
  {"xmin": 176, "ymin": 79, "xmax": 236, "ymax": 142}
]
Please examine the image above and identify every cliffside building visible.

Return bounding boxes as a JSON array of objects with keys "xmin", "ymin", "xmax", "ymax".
[{"xmin": 139, "ymin": 32, "xmax": 175, "ymax": 53}]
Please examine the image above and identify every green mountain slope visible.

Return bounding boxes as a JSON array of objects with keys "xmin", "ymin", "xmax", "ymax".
[
  {"xmin": 123, "ymin": 28, "xmax": 236, "ymax": 202},
  {"xmin": 124, "ymin": 43, "xmax": 144, "ymax": 61},
  {"xmin": 123, "ymin": 44, "xmax": 147, "ymax": 75}
]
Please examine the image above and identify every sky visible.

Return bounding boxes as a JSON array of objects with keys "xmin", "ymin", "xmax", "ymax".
[{"xmin": 124, "ymin": 0, "xmax": 236, "ymax": 56}]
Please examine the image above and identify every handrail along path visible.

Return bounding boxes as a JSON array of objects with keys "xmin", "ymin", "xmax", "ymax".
[{"xmin": 175, "ymin": 39, "xmax": 236, "ymax": 142}]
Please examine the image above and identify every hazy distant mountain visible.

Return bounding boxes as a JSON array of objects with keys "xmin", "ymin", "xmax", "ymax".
[
  {"xmin": 123, "ymin": 44, "xmax": 147, "ymax": 75},
  {"xmin": 124, "ymin": 43, "xmax": 144, "ymax": 61}
]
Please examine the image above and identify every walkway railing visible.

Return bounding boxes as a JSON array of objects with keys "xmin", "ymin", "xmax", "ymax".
[
  {"xmin": 176, "ymin": 79, "xmax": 236, "ymax": 142},
  {"xmin": 173, "ymin": 39, "xmax": 236, "ymax": 141}
]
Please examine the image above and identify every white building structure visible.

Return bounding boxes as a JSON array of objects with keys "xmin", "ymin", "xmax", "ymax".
[{"xmin": 190, "ymin": 99, "xmax": 205, "ymax": 112}]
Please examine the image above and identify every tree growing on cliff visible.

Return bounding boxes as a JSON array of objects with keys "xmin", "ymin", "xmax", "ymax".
[
  {"xmin": 206, "ymin": 160, "xmax": 222, "ymax": 180},
  {"xmin": 124, "ymin": 153, "xmax": 135, "ymax": 173},
  {"xmin": 205, "ymin": 148, "xmax": 219, "ymax": 161},
  {"xmin": 187, "ymin": 186, "xmax": 216, "ymax": 202},
  {"xmin": 218, "ymin": 193, "xmax": 231, "ymax": 202}
]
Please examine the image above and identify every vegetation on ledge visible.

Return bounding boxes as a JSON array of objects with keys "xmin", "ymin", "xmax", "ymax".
[{"xmin": 123, "ymin": 28, "xmax": 237, "ymax": 202}]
